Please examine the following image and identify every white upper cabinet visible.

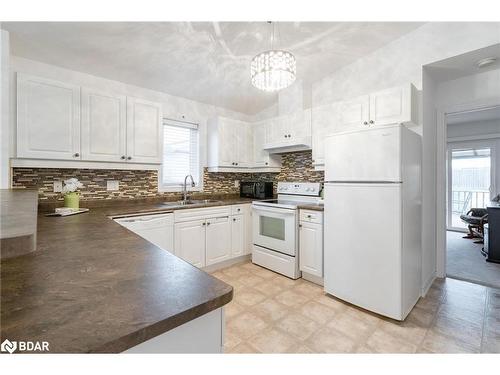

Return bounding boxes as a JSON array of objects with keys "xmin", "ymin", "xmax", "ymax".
[
  {"xmin": 208, "ymin": 116, "xmax": 254, "ymax": 171},
  {"xmin": 264, "ymin": 109, "xmax": 312, "ymax": 152},
  {"xmin": 81, "ymin": 88, "xmax": 126, "ymax": 162},
  {"xmin": 311, "ymin": 102, "xmax": 339, "ymax": 168},
  {"xmin": 253, "ymin": 120, "xmax": 281, "ymax": 169},
  {"xmin": 16, "ymin": 74, "xmax": 163, "ymax": 166},
  {"xmin": 337, "ymin": 95, "xmax": 370, "ymax": 132},
  {"xmin": 368, "ymin": 84, "xmax": 418, "ymax": 127},
  {"xmin": 126, "ymin": 97, "xmax": 162, "ymax": 164},
  {"xmin": 17, "ymin": 73, "xmax": 81, "ymax": 160},
  {"xmin": 311, "ymin": 83, "xmax": 419, "ymax": 170}
]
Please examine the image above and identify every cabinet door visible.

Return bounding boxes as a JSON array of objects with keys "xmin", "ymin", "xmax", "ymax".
[
  {"xmin": 174, "ymin": 220, "xmax": 206, "ymax": 267},
  {"xmin": 231, "ymin": 215, "xmax": 245, "ymax": 257},
  {"xmin": 81, "ymin": 88, "xmax": 126, "ymax": 162},
  {"xmin": 17, "ymin": 73, "xmax": 81, "ymax": 160},
  {"xmin": 218, "ymin": 118, "xmax": 236, "ymax": 167},
  {"xmin": 337, "ymin": 95, "xmax": 370, "ymax": 132},
  {"xmin": 126, "ymin": 97, "xmax": 162, "ymax": 163},
  {"xmin": 267, "ymin": 116, "xmax": 286, "ymax": 144},
  {"xmin": 289, "ymin": 109, "xmax": 312, "ymax": 140},
  {"xmin": 235, "ymin": 121, "xmax": 252, "ymax": 168},
  {"xmin": 206, "ymin": 216, "xmax": 232, "ymax": 266},
  {"xmin": 253, "ymin": 121, "xmax": 269, "ymax": 167},
  {"xmin": 299, "ymin": 221, "xmax": 323, "ymax": 277},
  {"xmin": 369, "ymin": 85, "xmax": 412, "ymax": 126},
  {"xmin": 312, "ymin": 103, "xmax": 339, "ymax": 166}
]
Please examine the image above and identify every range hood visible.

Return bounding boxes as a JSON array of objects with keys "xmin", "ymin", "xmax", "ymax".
[{"xmin": 263, "ymin": 136, "xmax": 312, "ymax": 154}]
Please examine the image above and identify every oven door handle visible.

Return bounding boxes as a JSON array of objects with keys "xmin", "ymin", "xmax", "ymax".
[{"xmin": 252, "ymin": 205, "xmax": 296, "ymax": 215}]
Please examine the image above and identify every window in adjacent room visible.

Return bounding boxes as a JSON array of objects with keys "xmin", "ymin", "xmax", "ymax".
[{"xmin": 160, "ymin": 118, "xmax": 201, "ymax": 191}]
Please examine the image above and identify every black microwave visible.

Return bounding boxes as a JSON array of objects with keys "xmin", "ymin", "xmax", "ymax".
[{"xmin": 240, "ymin": 181, "xmax": 274, "ymax": 199}]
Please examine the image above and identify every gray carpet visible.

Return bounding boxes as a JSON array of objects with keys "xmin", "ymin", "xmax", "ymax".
[{"xmin": 447, "ymin": 231, "xmax": 500, "ymax": 289}]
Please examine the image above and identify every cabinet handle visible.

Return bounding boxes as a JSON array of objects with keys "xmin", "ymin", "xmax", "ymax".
[
  {"xmin": 265, "ymin": 162, "xmax": 268, "ymax": 165},
  {"xmin": 288, "ymin": 134, "xmax": 291, "ymax": 137},
  {"xmin": 369, "ymin": 120, "xmax": 374, "ymax": 124},
  {"xmin": 207, "ymin": 222, "xmax": 211, "ymax": 226},
  {"xmin": 73, "ymin": 153, "xmax": 79, "ymax": 158},
  {"xmin": 299, "ymin": 224, "xmax": 302, "ymax": 228},
  {"xmin": 236, "ymin": 162, "xmax": 238, "ymax": 166},
  {"xmin": 202, "ymin": 222, "xmax": 206, "ymax": 226},
  {"xmin": 307, "ymin": 215, "xmax": 312, "ymax": 218},
  {"xmin": 120, "ymin": 156, "xmax": 126, "ymax": 160},
  {"xmin": 284, "ymin": 134, "xmax": 287, "ymax": 138},
  {"xmin": 233, "ymin": 218, "xmax": 236, "ymax": 222},
  {"xmin": 127, "ymin": 156, "xmax": 132, "ymax": 160},
  {"xmin": 363, "ymin": 121, "xmax": 368, "ymax": 125}
]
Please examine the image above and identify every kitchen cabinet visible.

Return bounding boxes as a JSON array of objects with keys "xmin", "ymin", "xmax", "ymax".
[
  {"xmin": 17, "ymin": 73, "xmax": 81, "ymax": 160},
  {"xmin": 208, "ymin": 117, "xmax": 253, "ymax": 171},
  {"xmin": 205, "ymin": 216, "xmax": 232, "ymax": 266},
  {"xmin": 230, "ymin": 215, "xmax": 245, "ymax": 257},
  {"xmin": 264, "ymin": 109, "xmax": 312, "ymax": 152},
  {"xmin": 311, "ymin": 83, "xmax": 418, "ymax": 170},
  {"xmin": 311, "ymin": 102, "xmax": 339, "ymax": 169},
  {"xmin": 299, "ymin": 210, "xmax": 323, "ymax": 280},
  {"xmin": 126, "ymin": 97, "xmax": 162, "ymax": 164},
  {"xmin": 16, "ymin": 73, "xmax": 163, "ymax": 166},
  {"xmin": 253, "ymin": 120, "xmax": 281, "ymax": 169},
  {"xmin": 174, "ymin": 219, "xmax": 206, "ymax": 267},
  {"xmin": 81, "ymin": 88, "xmax": 127, "ymax": 162}
]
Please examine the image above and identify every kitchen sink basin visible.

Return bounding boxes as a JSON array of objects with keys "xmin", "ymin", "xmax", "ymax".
[{"xmin": 162, "ymin": 199, "xmax": 223, "ymax": 207}]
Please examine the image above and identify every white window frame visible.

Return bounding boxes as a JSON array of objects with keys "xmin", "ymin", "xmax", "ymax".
[{"xmin": 158, "ymin": 118, "xmax": 203, "ymax": 193}]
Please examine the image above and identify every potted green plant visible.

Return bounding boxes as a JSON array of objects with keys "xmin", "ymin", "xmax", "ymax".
[{"xmin": 62, "ymin": 178, "xmax": 84, "ymax": 209}]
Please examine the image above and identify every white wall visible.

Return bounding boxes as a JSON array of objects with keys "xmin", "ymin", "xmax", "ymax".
[
  {"xmin": 0, "ymin": 30, "xmax": 9, "ymax": 188},
  {"xmin": 7, "ymin": 56, "xmax": 252, "ymax": 178}
]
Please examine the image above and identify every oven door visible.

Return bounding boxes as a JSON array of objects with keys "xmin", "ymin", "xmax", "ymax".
[{"xmin": 252, "ymin": 205, "xmax": 297, "ymax": 256}]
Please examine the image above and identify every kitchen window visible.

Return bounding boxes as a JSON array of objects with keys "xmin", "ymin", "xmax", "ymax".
[{"xmin": 159, "ymin": 119, "xmax": 201, "ymax": 191}]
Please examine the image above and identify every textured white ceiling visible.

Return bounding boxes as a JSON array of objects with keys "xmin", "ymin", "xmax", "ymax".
[{"xmin": 2, "ymin": 22, "xmax": 424, "ymax": 114}]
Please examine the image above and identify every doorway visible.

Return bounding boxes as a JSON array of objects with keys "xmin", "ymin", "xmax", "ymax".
[
  {"xmin": 444, "ymin": 107, "xmax": 500, "ymax": 288},
  {"xmin": 447, "ymin": 140, "xmax": 495, "ymax": 231}
]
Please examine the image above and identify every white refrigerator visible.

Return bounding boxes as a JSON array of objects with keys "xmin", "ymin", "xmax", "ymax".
[{"xmin": 323, "ymin": 124, "xmax": 422, "ymax": 320}]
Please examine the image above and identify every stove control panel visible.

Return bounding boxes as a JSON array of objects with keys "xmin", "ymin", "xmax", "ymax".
[{"xmin": 277, "ymin": 182, "xmax": 322, "ymax": 196}]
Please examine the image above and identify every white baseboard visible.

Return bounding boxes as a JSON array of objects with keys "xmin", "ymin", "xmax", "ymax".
[{"xmin": 421, "ymin": 272, "xmax": 437, "ymax": 297}]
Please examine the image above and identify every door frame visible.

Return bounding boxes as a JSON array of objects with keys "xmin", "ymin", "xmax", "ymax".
[
  {"xmin": 436, "ymin": 98, "xmax": 500, "ymax": 278},
  {"xmin": 446, "ymin": 139, "xmax": 496, "ymax": 232}
]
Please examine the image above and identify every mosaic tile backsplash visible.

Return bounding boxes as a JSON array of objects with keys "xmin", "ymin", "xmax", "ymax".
[{"xmin": 12, "ymin": 151, "xmax": 324, "ymax": 202}]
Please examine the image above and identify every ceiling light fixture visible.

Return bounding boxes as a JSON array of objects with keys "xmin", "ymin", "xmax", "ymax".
[
  {"xmin": 476, "ymin": 57, "xmax": 497, "ymax": 69},
  {"xmin": 250, "ymin": 21, "xmax": 296, "ymax": 92}
]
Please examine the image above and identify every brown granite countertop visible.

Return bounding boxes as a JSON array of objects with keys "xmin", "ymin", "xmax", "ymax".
[
  {"xmin": 297, "ymin": 204, "xmax": 324, "ymax": 212},
  {"xmin": 0, "ymin": 198, "xmax": 264, "ymax": 353}
]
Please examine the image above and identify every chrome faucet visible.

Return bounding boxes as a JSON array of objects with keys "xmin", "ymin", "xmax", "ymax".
[{"xmin": 183, "ymin": 174, "xmax": 196, "ymax": 202}]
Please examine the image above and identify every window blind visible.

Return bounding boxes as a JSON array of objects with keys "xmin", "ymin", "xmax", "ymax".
[{"xmin": 162, "ymin": 119, "xmax": 200, "ymax": 186}]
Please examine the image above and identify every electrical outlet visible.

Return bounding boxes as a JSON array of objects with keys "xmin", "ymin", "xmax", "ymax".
[
  {"xmin": 106, "ymin": 180, "xmax": 119, "ymax": 191},
  {"xmin": 234, "ymin": 180, "xmax": 240, "ymax": 188},
  {"xmin": 53, "ymin": 181, "xmax": 63, "ymax": 193}
]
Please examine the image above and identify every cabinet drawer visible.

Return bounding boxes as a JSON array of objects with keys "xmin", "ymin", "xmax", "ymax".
[
  {"xmin": 231, "ymin": 204, "xmax": 250, "ymax": 216},
  {"xmin": 174, "ymin": 206, "xmax": 231, "ymax": 223},
  {"xmin": 299, "ymin": 209, "xmax": 323, "ymax": 224}
]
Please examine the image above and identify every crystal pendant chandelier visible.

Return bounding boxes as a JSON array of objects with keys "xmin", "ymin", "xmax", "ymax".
[{"xmin": 251, "ymin": 22, "xmax": 296, "ymax": 92}]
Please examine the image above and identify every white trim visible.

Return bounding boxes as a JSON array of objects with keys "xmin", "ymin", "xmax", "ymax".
[
  {"xmin": 11, "ymin": 158, "xmax": 160, "ymax": 171},
  {"xmin": 421, "ymin": 272, "xmax": 437, "ymax": 297},
  {"xmin": 447, "ymin": 133, "xmax": 500, "ymax": 143},
  {"xmin": 436, "ymin": 97, "xmax": 500, "ymax": 278}
]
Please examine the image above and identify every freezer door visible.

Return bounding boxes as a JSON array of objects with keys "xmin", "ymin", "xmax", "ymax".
[
  {"xmin": 324, "ymin": 125, "xmax": 402, "ymax": 182},
  {"xmin": 323, "ymin": 183, "xmax": 403, "ymax": 320}
]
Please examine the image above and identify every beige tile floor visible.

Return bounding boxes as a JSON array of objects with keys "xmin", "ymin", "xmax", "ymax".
[{"xmin": 211, "ymin": 261, "xmax": 500, "ymax": 353}]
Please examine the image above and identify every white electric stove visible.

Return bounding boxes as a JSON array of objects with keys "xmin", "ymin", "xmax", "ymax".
[{"xmin": 251, "ymin": 182, "xmax": 322, "ymax": 279}]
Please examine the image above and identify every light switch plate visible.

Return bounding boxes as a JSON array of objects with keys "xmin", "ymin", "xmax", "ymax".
[
  {"xmin": 53, "ymin": 181, "xmax": 63, "ymax": 193},
  {"xmin": 107, "ymin": 180, "xmax": 119, "ymax": 191},
  {"xmin": 234, "ymin": 180, "xmax": 240, "ymax": 188}
]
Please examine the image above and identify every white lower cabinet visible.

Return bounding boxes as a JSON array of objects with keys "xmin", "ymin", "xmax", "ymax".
[
  {"xmin": 231, "ymin": 215, "xmax": 245, "ymax": 257},
  {"xmin": 206, "ymin": 216, "xmax": 232, "ymax": 266},
  {"xmin": 174, "ymin": 204, "xmax": 252, "ymax": 268},
  {"xmin": 299, "ymin": 210, "xmax": 324, "ymax": 279},
  {"xmin": 174, "ymin": 219, "xmax": 206, "ymax": 267}
]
